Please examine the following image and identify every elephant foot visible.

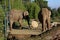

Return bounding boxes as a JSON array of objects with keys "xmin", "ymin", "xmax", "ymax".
[
  {"xmin": 19, "ymin": 27, "xmax": 22, "ymax": 30},
  {"xmin": 48, "ymin": 27, "xmax": 52, "ymax": 30},
  {"xmin": 42, "ymin": 29, "xmax": 46, "ymax": 32},
  {"xmin": 28, "ymin": 25, "xmax": 31, "ymax": 30},
  {"xmin": 28, "ymin": 27, "xmax": 31, "ymax": 30},
  {"xmin": 10, "ymin": 28, "xmax": 12, "ymax": 31}
]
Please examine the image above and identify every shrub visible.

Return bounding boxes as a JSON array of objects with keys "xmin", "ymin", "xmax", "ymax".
[{"xmin": 25, "ymin": 2, "xmax": 40, "ymax": 19}]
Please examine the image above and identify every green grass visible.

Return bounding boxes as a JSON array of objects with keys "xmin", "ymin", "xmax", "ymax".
[
  {"xmin": 22, "ymin": 19, "xmax": 28, "ymax": 26},
  {"xmin": 15, "ymin": 19, "xmax": 28, "ymax": 27},
  {"xmin": 0, "ymin": 37, "xmax": 4, "ymax": 40},
  {"xmin": 0, "ymin": 33, "xmax": 4, "ymax": 40}
]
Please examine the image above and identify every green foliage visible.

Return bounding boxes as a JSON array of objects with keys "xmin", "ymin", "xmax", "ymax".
[
  {"xmin": 57, "ymin": 7, "xmax": 60, "ymax": 15},
  {"xmin": 0, "ymin": 4, "xmax": 5, "ymax": 39},
  {"xmin": 34, "ymin": 3, "xmax": 40, "ymax": 19},
  {"xmin": 25, "ymin": 2, "xmax": 40, "ymax": 19},
  {"xmin": 51, "ymin": 8, "xmax": 60, "ymax": 22},
  {"xmin": 35, "ymin": 0, "xmax": 48, "ymax": 8},
  {"xmin": 58, "ymin": 7, "xmax": 60, "ymax": 13},
  {"xmin": 11, "ymin": 0, "xmax": 26, "ymax": 10},
  {"xmin": 0, "ymin": 37, "xmax": 4, "ymax": 40},
  {"xmin": 5, "ymin": 0, "xmax": 26, "ymax": 10},
  {"xmin": 47, "ymin": 7, "xmax": 51, "ymax": 11},
  {"xmin": 51, "ymin": 9, "xmax": 59, "ymax": 19},
  {"xmin": 0, "ymin": 5, "xmax": 5, "ymax": 30}
]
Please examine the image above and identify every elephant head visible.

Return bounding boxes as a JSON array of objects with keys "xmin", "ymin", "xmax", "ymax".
[
  {"xmin": 23, "ymin": 11, "xmax": 30, "ymax": 27},
  {"xmin": 23, "ymin": 11, "xmax": 29, "ymax": 16}
]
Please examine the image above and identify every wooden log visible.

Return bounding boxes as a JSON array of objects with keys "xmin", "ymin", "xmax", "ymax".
[{"xmin": 31, "ymin": 20, "xmax": 39, "ymax": 29}]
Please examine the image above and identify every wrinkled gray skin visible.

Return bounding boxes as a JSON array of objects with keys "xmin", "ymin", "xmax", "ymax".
[{"xmin": 9, "ymin": 9, "xmax": 30, "ymax": 31}]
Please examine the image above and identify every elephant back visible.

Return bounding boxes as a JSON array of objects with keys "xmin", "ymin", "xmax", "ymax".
[
  {"xmin": 9, "ymin": 9, "xmax": 23, "ymax": 21},
  {"xmin": 42, "ymin": 8, "xmax": 48, "ymax": 16},
  {"xmin": 38, "ymin": 8, "xmax": 51, "ymax": 23}
]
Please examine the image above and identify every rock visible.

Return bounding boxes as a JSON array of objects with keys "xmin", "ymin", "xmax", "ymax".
[{"xmin": 51, "ymin": 22, "xmax": 57, "ymax": 27}]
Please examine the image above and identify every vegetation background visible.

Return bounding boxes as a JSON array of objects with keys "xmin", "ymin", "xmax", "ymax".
[{"xmin": 0, "ymin": 0, "xmax": 60, "ymax": 40}]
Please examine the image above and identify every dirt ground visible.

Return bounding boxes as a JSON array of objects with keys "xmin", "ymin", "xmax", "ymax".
[
  {"xmin": 22, "ymin": 24, "xmax": 60, "ymax": 40},
  {"xmin": 7, "ymin": 24, "xmax": 60, "ymax": 40}
]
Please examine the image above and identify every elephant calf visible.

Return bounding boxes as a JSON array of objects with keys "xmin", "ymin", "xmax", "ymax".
[
  {"xmin": 9, "ymin": 9, "xmax": 30, "ymax": 31},
  {"xmin": 38, "ymin": 8, "xmax": 51, "ymax": 31}
]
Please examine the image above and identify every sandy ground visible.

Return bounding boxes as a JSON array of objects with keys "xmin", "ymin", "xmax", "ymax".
[{"xmin": 7, "ymin": 24, "xmax": 60, "ymax": 40}]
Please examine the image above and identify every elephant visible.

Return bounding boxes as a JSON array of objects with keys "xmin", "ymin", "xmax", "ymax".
[
  {"xmin": 38, "ymin": 8, "xmax": 51, "ymax": 31},
  {"xmin": 9, "ymin": 9, "xmax": 30, "ymax": 31}
]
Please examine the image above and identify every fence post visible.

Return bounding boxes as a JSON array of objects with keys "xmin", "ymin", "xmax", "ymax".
[
  {"xmin": 4, "ymin": 0, "xmax": 7, "ymax": 40},
  {"xmin": 4, "ymin": 0, "xmax": 11, "ymax": 40}
]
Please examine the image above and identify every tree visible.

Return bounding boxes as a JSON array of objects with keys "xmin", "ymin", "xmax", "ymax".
[
  {"xmin": 57, "ymin": 7, "xmax": 60, "ymax": 15},
  {"xmin": 0, "ymin": 0, "xmax": 2, "ymax": 4},
  {"xmin": 0, "ymin": 5, "xmax": 5, "ymax": 30},
  {"xmin": 22, "ymin": 0, "xmax": 31, "ymax": 3},
  {"xmin": 12, "ymin": 0, "xmax": 26, "ymax": 10},
  {"xmin": 47, "ymin": 7, "xmax": 51, "ymax": 11},
  {"xmin": 51, "ymin": 8, "xmax": 59, "ymax": 19},
  {"xmin": 25, "ymin": 2, "xmax": 40, "ymax": 19},
  {"xmin": 5, "ymin": 0, "xmax": 26, "ymax": 10},
  {"xmin": 35, "ymin": 0, "xmax": 48, "ymax": 8}
]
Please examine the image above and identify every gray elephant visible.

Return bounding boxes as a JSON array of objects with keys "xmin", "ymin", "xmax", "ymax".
[
  {"xmin": 9, "ymin": 9, "xmax": 30, "ymax": 31},
  {"xmin": 38, "ymin": 8, "xmax": 51, "ymax": 31}
]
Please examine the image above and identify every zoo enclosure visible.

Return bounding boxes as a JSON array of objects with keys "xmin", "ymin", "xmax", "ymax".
[{"xmin": 4, "ymin": 0, "xmax": 48, "ymax": 40}]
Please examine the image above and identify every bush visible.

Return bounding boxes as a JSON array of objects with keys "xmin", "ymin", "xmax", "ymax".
[
  {"xmin": 0, "ymin": 5, "xmax": 5, "ymax": 30},
  {"xmin": 5, "ymin": 0, "xmax": 26, "ymax": 10},
  {"xmin": 0, "ymin": 4, "xmax": 5, "ymax": 39},
  {"xmin": 25, "ymin": 2, "xmax": 40, "ymax": 19}
]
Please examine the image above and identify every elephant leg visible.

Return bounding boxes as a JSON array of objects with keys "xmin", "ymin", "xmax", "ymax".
[
  {"xmin": 26, "ymin": 16, "xmax": 30, "ymax": 29},
  {"xmin": 47, "ymin": 18, "xmax": 51, "ymax": 30},
  {"xmin": 10, "ymin": 20, "xmax": 13, "ymax": 31},
  {"xmin": 19, "ymin": 19, "xmax": 22, "ymax": 29},
  {"xmin": 42, "ymin": 17, "xmax": 46, "ymax": 31}
]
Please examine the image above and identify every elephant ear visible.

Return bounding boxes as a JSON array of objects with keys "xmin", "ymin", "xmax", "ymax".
[
  {"xmin": 49, "ymin": 10, "xmax": 51, "ymax": 16},
  {"xmin": 23, "ymin": 11, "xmax": 29, "ymax": 16}
]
